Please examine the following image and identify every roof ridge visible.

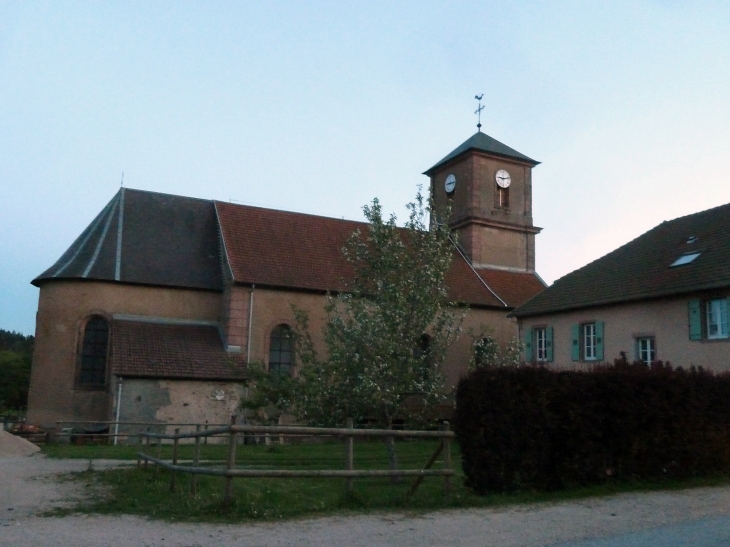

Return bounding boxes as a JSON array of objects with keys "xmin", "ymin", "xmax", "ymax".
[
  {"xmin": 215, "ymin": 199, "xmax": 368, "ymax": 226},
  {"xmin": 121, "ymin": 187, "xmax": 213, "ymax": 204}
]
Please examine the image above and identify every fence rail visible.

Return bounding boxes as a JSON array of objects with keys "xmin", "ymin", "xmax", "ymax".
[{"xmin": 137, "ymin": 415, "xmax": 454, "ymax": 505}]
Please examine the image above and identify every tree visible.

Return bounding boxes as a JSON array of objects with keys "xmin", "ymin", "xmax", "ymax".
[
  {"xmin": 245, "ymin": 191, "xmax": 463, "ymax": 446},
  {"xmin": 0, "ymin": 330, "xmax": 34, "ymax": 413}
]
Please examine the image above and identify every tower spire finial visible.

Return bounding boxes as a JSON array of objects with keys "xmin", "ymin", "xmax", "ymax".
[{"xmin": 474, "ymin": 94, "xmax": 484, "ymax": 132}]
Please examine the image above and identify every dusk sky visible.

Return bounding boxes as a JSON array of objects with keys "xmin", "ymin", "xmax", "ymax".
[{"xmin": 2, "ymin": 1, "xmax": 730, "ymax": 335}]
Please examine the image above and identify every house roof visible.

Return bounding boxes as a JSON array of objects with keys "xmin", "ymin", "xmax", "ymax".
[
  {"xmin": 110, "ymin": 318, "xmax": 245, "ymax": 380},
  {"xmin": 511, "ymin": 202, "xmax": 730, "ymax": 318},
  {"xmin": 32, "ymin": 189, "xmax": 223, "ymax": 291},
  {"xmin": 424, "ymin": 131, "xmax": 539, "ymax": 175},
  {"xmin": 215, "ymin": 200, "xmax": 545, "ymax": 308}
]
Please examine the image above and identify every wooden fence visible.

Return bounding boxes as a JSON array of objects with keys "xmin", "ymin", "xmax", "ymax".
[{"xmin": 137, "ymin": 415, "xmax": 455, "ymax": 505}]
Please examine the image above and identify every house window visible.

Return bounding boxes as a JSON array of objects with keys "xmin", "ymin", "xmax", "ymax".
[
  {"xmin": 636, "ymin": 337, "xmax": 656, "ymax": 365},
  {"xmin": 583, "ymin": 323, "xmax": 597, "ymax": 360},
  {"xmin": 571, "ymin": 321, "xmax": 604, "ymax": 362},
  {"xmin": 268, "ymin": 324, "xmax": 294, "ymax": 374},
  {"xmin": 496, "ymin": 186, "xmax": 509, "ymax": 209},
  {"xmin": 78, "ymin": 315, "xmax": 109, "ymax": 389},
  {"xmin": 523, "ymin": 327, "xmax": 552, "ymax": 363},
  {"xmin": 707, "ymin": 299, "xmax": 729, "ymax": 339},
  {"xmin": 535, "ymin": 328, "xmax": 547, "ymax": 362}
]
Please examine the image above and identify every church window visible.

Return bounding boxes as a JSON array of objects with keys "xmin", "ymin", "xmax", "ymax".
[
  {"xmin": 269, "ymin": 324, "xmax": 294, "ymax": 374},
  {"xmin": 496, "ymin": 186, "xmax": 509, "ymax": 209},
  {"xmin": 77, "ymin": 316, "xmax": 109, "ymax": 389},
  {"xmin": 415, "ymin": 334, "xmax": 432, "ymax": 379}
]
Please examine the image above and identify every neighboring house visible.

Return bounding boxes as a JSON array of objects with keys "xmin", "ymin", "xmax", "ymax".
[
  {"xmin": 511, "ymin": 203, "xmax": 730, "ymax": 369},
  {"xmin": 26, "ymin": 130, "xmax": 546, "ymax": 429}
]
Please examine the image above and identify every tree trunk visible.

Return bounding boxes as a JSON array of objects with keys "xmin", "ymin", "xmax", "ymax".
[{"xmin": 385, "ymin": 423, "xmax": 400, "ymax": 484}]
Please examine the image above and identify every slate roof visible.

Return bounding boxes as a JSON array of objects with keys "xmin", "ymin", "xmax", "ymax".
[
  {"xmin": 32, "ymin": 189, "xmax": 223, "ymax": 291},
  {"xmin": 110, "ymin": 318, "xmax": 245, "ymax": 380},
  {"xmin": 512, "ymin": 202, "xmax": 730, "ymax": 318},
  {"xmin": 424, "ymin": 131, "xmax": 539, "ymax": 175},
  {"xmin": 215, "ymin": 201, "xmax": 545, "ymax": 308}
]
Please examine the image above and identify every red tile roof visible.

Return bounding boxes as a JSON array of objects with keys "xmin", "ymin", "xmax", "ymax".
[
  {"xmin": 110, "ymin": 319, "xmax": 245, "ymax": 380},
  {"xmin": 215, "ymin": 201, "xmax": 545, "ymax": 309},
  {"xmin": 475, "ymin": 269, "xmax": 547, "ymax": 308}
]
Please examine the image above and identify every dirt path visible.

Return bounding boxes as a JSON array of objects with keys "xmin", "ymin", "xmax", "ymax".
[{"xmin": 3, "ymin": 454, "xmax": 730, "ymax": 547}]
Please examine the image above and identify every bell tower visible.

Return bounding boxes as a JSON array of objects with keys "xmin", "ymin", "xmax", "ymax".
[{"xmin": 425, "ymin": 131, "xmax": 542, "ymax": 272}]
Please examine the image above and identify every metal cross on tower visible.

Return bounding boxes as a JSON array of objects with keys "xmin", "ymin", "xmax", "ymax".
[{"xmin": 474, "ymin": 94, "xmax": 484, "ymax": 131}]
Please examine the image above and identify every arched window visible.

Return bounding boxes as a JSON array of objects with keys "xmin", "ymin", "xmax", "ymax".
[
  {"xmin": 78, "ymin": 316, "xmax": 109, "ymax": 388},
  {"xmin": 416, "ymin": 334, "xmax": 432, "ymax": 380},
  {"xmin": 268, "ymin": 324, "xmax": 293, "ymax": 374}
]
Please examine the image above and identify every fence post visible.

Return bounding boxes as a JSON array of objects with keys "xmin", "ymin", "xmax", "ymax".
[
  {"xmin": 155, "ymin": 433, "xmax": 162, "ymax": 476},
  {"xmin": 223, "ymin": 414, "xmax": 238, "ymax": 507},
  {"xmin": 137, "ymin": 431, "xmax": 143, "ymax": 468},
  {"xmin": 143, "ymin": 428, "xmax": 151, "ymax": 470},
  {"xmin": 191, "ymin": 424, "xmax": 201, "ymax": 496},
  {"xmin": 442, "ymin": 421, "xmax": 452, "ymax": 495},
  {"xmin": 170, "ymin": 428, "xmax": 180, "ymax": 493},
  {"xmin": 345, "ymin": 418, "xmax": 354, "ymax": 495},
  {"xmin": 204, "ymin": 420, "xmax": 208, "ymax": 445}
]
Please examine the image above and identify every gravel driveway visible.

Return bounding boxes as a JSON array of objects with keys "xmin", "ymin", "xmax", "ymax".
[{"xmin": 3, "ymin": 454, "xmax": 730, "ymax": 547}]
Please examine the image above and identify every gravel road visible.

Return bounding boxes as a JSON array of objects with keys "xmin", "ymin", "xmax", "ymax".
[{"xmin": 2, "ymin": 454, "xmax": 730, "ymax": 547}]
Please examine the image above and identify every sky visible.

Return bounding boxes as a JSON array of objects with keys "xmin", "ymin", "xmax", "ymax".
[{"xmin": 2, "ymin": 1, "xmax": 730, "ymax": 336}]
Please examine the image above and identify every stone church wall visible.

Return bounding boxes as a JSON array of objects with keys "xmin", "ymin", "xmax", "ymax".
[
  {"xmin": 27, "ymin": 280, "xmax": 222, "ymax": 428},
  {"xmin": 113, "ymin": 378, "xmax": 246, "ymax": 444}
]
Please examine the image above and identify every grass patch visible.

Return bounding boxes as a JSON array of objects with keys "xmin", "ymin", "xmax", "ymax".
[{"xmin": 43, "ymin": 440, "xmax": 730, "ymax": 523}]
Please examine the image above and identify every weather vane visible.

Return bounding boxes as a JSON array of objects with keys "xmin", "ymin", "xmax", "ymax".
[{"xmin": 474, "ymin": 94, "xmax": 484, "ymax": 131}]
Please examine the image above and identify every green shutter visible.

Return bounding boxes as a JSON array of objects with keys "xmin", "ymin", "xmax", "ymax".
[
  {"xmin": 688, "ymin": 299, "xmax": 702, "ymax": 341},
  {"xmin": 571, "ymin": 324, "xmax": 580, "ymax": 361},
  {"xmin": 523, "ymin": 327, "xmax": 533, "ymax": 362},
  {"xmin": 546, "ymin": 326, "xmax": 554, "ymax": 362},
  {"xmin": 595, "ymin": 321, "xmax": 604, "ymax": 361}
]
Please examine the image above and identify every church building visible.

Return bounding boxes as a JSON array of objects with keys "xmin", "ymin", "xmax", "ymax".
[{"xmin": 26, "ymin": 131, "xmax": 546, "ymax": 430}]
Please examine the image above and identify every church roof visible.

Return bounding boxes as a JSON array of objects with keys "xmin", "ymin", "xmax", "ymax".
[
  {"xmin": 110, "ymin": 318, "xmax": 245, "ymax": 380},
  {"xmin": 215, "ymin": 201, "xmax": 544, "ymax": 308},
  {"xmin": 511, "ymin": 202, "xmax": 730, "ymax": 318},
  {"xmin": 424, "ymin": 131, "xmax": 539, "ymax": 175},
  {"xmin": 32, "ymin": 189, "xmax": 224, "ymax": 291},
  {"xmin": 33, "ymin": 188, "xmax": 545, "ymax": 309}
]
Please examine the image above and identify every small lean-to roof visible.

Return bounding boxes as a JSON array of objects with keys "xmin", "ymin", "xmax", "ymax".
[
  {"xmin": 215, "ymin": 201, "xmax": 545, "ymax": 308},
  {"xmin": 424, "ymin": 131, "xmax": 539, "ymax": 175},
  {"xmin": 32, "ymin": 189, "xmax": 223, "ymax": 291},
  {"xmin": 512, "ymin": 202, "xmax": 730, "ymax": 318},
  {"xmin": 110, "ymin": 318, "xmax": 245, "ymax": 380}
]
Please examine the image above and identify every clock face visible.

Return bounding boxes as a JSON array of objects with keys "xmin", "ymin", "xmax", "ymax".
[
  {"xmin": 495, "ymin": 169, "xmax": 511, "ymax": 189},
  {"xmin": 444, "ymin": 174, "xmax": 456, "ymax": 194}
]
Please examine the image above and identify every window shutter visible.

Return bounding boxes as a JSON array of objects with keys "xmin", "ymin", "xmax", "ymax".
[
  {"xmin": 546, "ymin": 326, "xmax": 554, "ymax": 362},
  {"xmin": 688, "ymin": 299, "xmax": 702, "ymax": 341},
  {"xmin": 595, "ymin": 321, "xmax": 604, "ymax": 361},
  {"xmin": 523, "ymin": 327, "xmax": 533, "ymax": 362},
  {"xmin": 571, "ymin": 324, "xmax": 580, "ymax": 361}
]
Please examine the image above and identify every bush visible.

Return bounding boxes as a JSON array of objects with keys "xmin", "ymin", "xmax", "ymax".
[{"xmin": 454, "ymin": 355, "xmax": 730, "ymax": 493}]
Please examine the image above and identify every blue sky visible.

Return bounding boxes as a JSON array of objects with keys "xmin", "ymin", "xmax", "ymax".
[{"xmin": 2, "ymin": 1, "xmax": 730, "ymax": 335}]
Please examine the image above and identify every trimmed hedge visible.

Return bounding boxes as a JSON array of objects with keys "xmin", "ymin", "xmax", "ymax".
[{"xmin": 454, "ymin": 356, "xmax": 730, "ymax": 493}]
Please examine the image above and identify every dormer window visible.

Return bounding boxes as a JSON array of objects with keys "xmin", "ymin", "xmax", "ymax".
[{"xmin": 670, "ymin": 252, "xmax": 701, "ymax": 267}]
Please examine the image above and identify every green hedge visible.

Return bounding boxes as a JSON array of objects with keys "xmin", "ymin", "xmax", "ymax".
[{"xmin": 454, "ymin": 356, "xmax": 730, "ymax": 493}]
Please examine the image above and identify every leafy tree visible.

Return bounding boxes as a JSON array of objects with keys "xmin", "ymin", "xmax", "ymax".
[
  {"xmin": 243, "ymin": 190, "xmax": 464, "ymax": 472},
  {"xmin": 0, "ymin": 330, "xmax": 34, "ymax": 413},
  {"xmin": 470, "ymin": 332, "xmax": 523, "ymax": 371}
]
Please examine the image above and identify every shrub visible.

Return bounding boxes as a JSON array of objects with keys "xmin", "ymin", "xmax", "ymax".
[{"xmin": 454, "ymin": 355, "xmax": 730, "ymax": 493}]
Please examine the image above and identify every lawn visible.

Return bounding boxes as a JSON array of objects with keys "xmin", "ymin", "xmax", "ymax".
[{"xmin": 42, "ymin": 440, "xmax": 730, "ymax": 523}]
